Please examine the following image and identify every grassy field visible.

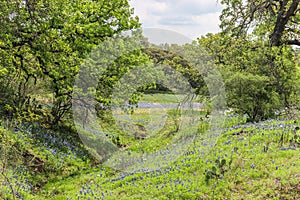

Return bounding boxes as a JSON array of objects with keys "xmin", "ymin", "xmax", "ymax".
[
  {"xmin": 35, "ymin": 118, "xmax": 300, "ymax": 199},
  {"xmin": 1, "ymin": 94, "xmax": 300, "ymax": 199},
  {"xmin": 140, "ymin": 93, "xmax": 186, "ymax": 103}
]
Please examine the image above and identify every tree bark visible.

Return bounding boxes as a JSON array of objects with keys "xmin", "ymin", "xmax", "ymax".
[{"xmin": 270, "ymin": 0, "xmax": 300, "ymax": 46}]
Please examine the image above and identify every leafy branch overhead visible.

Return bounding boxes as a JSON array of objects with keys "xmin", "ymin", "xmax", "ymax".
[
  {"xmin": 220, "ymin": 0, "xmax": 300, "ymax": 46},
  {"xmin": 0, "ymin": 0, "xmax": 140, "ymax": 125}
]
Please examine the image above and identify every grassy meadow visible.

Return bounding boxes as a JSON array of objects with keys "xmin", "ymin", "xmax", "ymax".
[{"xmin": 1, "ymin": 94, "xmax": 299, "ymax": 200}]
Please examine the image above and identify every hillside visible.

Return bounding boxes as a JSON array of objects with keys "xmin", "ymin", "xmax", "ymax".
[{"xmin": 1, "ymin": 115, "xmax": 299, "ymax": 199}]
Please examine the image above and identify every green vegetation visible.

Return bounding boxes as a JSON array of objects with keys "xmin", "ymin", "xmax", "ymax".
[
  {"xmin": 1, "ymin": 116, "xmax": 300, "ymax": 199},
  {"xmin": 0, "ymin": 0, "xmax": 299, "ymax": 199},
  {"xmin": 141, "ymin": 93, "xmax": 185, "ymax": 103}
]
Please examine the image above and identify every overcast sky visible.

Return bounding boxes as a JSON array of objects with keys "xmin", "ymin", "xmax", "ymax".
[{"xmin": 129, "ymin": 0, "xmax": 224, "ymax": 41}]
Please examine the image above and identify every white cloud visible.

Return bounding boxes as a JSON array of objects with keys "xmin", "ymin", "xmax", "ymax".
[{"xmin": 129, "ymin": 0, "xmax": 224, "ymax": 40}]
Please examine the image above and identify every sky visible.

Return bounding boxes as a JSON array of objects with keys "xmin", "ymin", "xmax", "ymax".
[{"xmin": 129, "ymin": 0, "xmax": 225, "ymax": 41}]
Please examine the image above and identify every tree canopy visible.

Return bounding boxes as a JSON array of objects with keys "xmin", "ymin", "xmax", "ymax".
[
  {"xmin": 0, "ymin": 0, "xmax": 140, "ymax": 125},
  {"xmin": 0, "ymin": 0, "xmax": 299, "ymax": 124},
  {"xmin": 220, "ymin": 0, "xmax": 299, "ymax": 46}
]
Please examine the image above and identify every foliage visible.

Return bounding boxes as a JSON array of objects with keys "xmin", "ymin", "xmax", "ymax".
[
  {"xmin": 220, "ymin": 0, "xmax": 300, "ymax": 46},
  {"xmin": 143, "ymin": 46, "xmax": 208, "ymax": 96},
  {"xmin": 0, "ymin": 1, "xmax": 299, "ymax": 199},
  {"xmin": 0, "ymin": 127, "xmax": 32, "ymax": 199},
  {"xmin": 0, "ymin": 0, "xmax": 140, "ymax": 125},
  {"xmin": 198, "ymin": 33, "xmax": 299, "ymax": 121},
  {"xmin": 29, "ymin": 118, "xmax": 300, "ymax": 199},
  {"xmin": 226, "ymin": 72, "xmax": 280, "ymax": 121},
  {"xmin": 0, "ymin": 122, "xmax": 94, "ymax": 199}
]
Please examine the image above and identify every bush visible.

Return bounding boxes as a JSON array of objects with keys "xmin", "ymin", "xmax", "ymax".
[{"xmin": 226, "ymin": 72, "xmax": 280, "ymax": 122}]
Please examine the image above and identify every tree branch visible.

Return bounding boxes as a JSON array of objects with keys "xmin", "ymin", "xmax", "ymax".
[
  {"xmin": 270, "ymin": 0, "xmax": 300, "ymax": 46},
  {"xmin": 285, "ymin": 39, "xmax": 300, "ymax": 46}
]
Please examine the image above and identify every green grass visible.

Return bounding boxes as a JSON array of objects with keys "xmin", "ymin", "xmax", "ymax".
[
  {"xmin": 140, "ymin": 93, "xmax": 187, "ymax": 103},
  {"xmin": 1, "ymin": 93, "xmax": 300, "ymax": 199},
  {"xmin": 33, "ymin": 118, "xmax": 300, "ymax": 199}
]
